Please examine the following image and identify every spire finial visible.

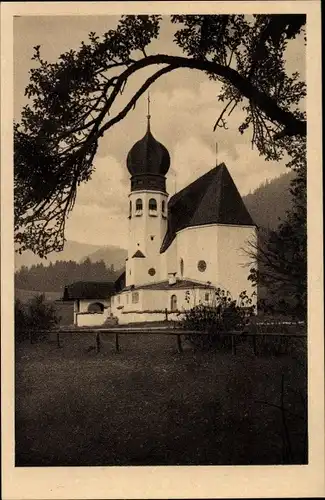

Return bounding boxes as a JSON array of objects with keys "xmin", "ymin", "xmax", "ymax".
[{"xmin": 147, "ymin": 92, "xmax": 151, "ymax": 130}]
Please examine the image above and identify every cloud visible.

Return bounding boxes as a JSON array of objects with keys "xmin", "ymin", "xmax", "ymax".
[
  {"xmin": 75, "ymin": 155, "xmax": 128, "ymax": 214},
  {"xmin": 167, "ymin": 136, "xmax": 216, "ymax": 193},
  {"xmin": 67, "ymin": 75, "xmax": 289, "ymax": 247},
  {"xmin": 66, "ymin": 204, "xmax": 129, "ymax": 248},
  {"xmin": 224, "ymin": 144, "xmax": 288, "ymax": 195},
  {"xmin": 15, "ymin": 15, "xmax": 303, "ymax": 247}
]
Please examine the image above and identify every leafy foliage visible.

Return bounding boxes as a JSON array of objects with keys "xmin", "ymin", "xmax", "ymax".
[
  {"xmin": 172, "ymin": 14, "xmax": 306, "ymax": 151},
  {"xmin": 247, "ymin": 137, "xmax": 306, "ymax": 319},
  {"xmin": 181, "ymin": 288, "xmax": 255, "ymax": 350},
  {"xmin": 15, "ymin": 294, "xmax": 60, "ymax": 342},
  {"xmin": 15, "ymin": 14, "xmax": 306, "ymax": 256},
  {"xmin": 15, "ymin": 299, "xmax": 28, "ymax": 340}
]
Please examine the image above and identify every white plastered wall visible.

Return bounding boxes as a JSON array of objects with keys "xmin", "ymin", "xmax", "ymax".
[
  {"xmin": 127, "ymin": 190, "xmax": 168, "ymax": 286},
  {"xmin": 75, "ymin": 298, "xmax": 111, "ymax": 327},
  {"xmin": 217, "ymin": 225, "xmax": 257, "ymax": 301},
  {"xmin": 175, "ymin": 224, "xmax": 257, "ymax": 302}
]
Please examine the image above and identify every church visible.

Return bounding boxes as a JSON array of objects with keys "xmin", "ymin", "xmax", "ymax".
[{"xmin": 64, "ymin": 104, "xmax": 257, "ymax": 326}]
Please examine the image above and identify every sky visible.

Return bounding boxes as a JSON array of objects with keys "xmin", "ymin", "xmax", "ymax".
[{"xmin": 14, "ymin": 15, "xmax": 306, "ymax": 249}]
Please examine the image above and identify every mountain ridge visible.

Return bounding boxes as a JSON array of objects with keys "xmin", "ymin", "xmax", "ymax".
[
  {"xmin": 15, "ymin": 241, "xmax": 127, "ymax": 271},
  {"xmin": 243, "ymin": 170, "xmax": 294, "ymax": 230}
]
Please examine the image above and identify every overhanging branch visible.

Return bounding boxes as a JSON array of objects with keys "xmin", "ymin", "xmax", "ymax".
[{"xmin": 97, "ymin": 54, "xmax": 306, "ymax": 138}]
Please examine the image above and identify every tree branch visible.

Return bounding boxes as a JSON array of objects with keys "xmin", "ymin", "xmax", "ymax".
[
  {"xmin": 100, "ymin": 54, "xmax": 306, "ymax": 137},
  {"xmin": 64, "ymin": 53, "xmax": 305, "ymax": 162},
  {"xmin": 98, "ymin": 64, "xmax": 179, "ymax": 137}
]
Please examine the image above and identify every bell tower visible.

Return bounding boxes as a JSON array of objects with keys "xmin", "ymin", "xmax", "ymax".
[{"xmin": 125, "ymin": 96, "xmax": 170, "ymax": 287}]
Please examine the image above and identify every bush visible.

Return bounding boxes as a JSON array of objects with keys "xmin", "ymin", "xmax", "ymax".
[
  {"xmin": 15, "ymin": 294, "xmax": 60, "ymax": 343},
  {"xmin": 15, "ymin": 299, "xmax": 29, "ymax": 342},
  {"xmin": 181, "ymin": 289, "xmax": 255, "ymax": 350}
]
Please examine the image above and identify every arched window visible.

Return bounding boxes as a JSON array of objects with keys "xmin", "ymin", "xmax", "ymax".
[
  {"xmin": 135, "ymin": 198, "xmax": 143, "ymax": 215},
  {"xmin": 170, "ymin": 294, "xmax": 177, "ymax": 312},
  {"xmin": 180, "ymin": 258, "xmax": 184, "ymax": 278},
  {"xmin": 129, "ymin": 200, "xmax": 132, "ymax": 218},
  {"xmin": 87, "ymin": 302, "xmax": 104, "ymax": 313},
  {"xmin": 149, "ymin": 198, "xmax": 157, "ymax": 216}
]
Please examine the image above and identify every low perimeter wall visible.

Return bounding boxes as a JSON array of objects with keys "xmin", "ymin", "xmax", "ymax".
[
  {"xmin": 119, "ymin": 311, "xmax": 185, "ymax": 325},
  {"xmin": 76, "ymin": 311, "xmax": 186, "ymax": 326},
  {"xmin": 76, "ymin": 312, "xmax": 108, "ymax": 327}
]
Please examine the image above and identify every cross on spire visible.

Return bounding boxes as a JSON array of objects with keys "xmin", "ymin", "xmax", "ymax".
[{"xmin": 147, "ymin": 92, "xmax": 151, "ymax": 130}]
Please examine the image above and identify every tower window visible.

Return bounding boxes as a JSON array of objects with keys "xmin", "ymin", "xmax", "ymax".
[
  {"xmin": 162, "ymin": 200, "xmax": 167, "ymax": 218},
  {"xmin": 135, "ymin": 198, "xmax": 143, "ymax": 216},
  {"xmin": 149, "ymin": 198, "xmax": 157, "ymax": 216},
  {"xmin": 129, "ymin": 200, "xmax": 132, "ymax": 218}
]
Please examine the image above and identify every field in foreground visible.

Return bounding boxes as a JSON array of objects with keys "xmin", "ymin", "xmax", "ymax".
[{"xmin": 15, "ymin": 332, "xmax": 307, "ymax": 466}]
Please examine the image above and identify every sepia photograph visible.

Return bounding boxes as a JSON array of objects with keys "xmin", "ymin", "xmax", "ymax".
[{"xmin": 1, "ymin": 1, "xmax": 324, "ymax": 499}]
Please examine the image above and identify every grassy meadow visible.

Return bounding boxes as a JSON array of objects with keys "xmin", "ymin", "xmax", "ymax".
[{"xmin": 15, "ymin": 332, "xmax": 307, "ymax": 466}]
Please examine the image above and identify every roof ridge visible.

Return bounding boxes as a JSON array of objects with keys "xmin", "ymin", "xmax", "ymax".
[
  {"xmin": 217, "ymin": 163, "xmax": 227, "ymax": 220},
  {"xmin": 169, "ymin": 164, "xmax": 222, "ymax": 205}
]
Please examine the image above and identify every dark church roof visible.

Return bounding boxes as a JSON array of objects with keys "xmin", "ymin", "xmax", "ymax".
[
  {"xmin": 123, "ymin": 279, "xmax": 216, "ymax": 291},
  {"xmin": 63, "ymin": 281, "xmax": 115, "ymax": 300},
  {"xmin": 126, "ymin": 121, "xmax": 170, "ymax": 177},
  {"xmin": 115, "ymin": 271, "xmax": 126, "ymax": 293},
  {"xmin": 160, "ymin": 163, "xmax": 255, "ymax": 253}
]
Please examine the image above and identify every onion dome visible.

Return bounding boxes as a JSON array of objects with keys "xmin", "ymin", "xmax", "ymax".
[
  {"xmin": 126, "ymin": 97, "xmax": 170, "ymax": 192},
  {"xmin": 127, "ymin": 125, "xmax": 170, "ymax": 176}
]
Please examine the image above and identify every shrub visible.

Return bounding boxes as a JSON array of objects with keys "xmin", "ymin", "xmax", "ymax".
[
  {"xmin": 15, "ymin": 294, "xmax": 60, "ymax": 343},
  {"xmin": 181, "ymin": 289, "xmax": 255, "ymax": 350},
  {"xmin": 15, "ymin": 299, "xmax": 29, "ymax": 342}
]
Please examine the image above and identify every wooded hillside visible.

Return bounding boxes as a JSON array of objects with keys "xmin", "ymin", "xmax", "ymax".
[{"xmin": 15, "ymin": 258, "xmax": 121, "ymax": 293}]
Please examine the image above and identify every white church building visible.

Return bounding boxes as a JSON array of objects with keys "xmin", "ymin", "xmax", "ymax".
[{"xmin": 65, "ymin": 109, "xmax": 257, "ymax": 326}]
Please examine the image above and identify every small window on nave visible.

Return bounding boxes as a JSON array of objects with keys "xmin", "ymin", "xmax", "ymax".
[
  {"xmin": 180, "ymin": 258, "xmax": 184, "ymax": 278},
  {"xmin": 170, "ymin": 294, "xmax": 177, "ymax": 312}
]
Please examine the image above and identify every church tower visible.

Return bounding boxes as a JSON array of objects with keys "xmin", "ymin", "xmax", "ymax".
[{"xmin": 125, "ymin": 96, "xmax": 170, "ymax": 287}]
